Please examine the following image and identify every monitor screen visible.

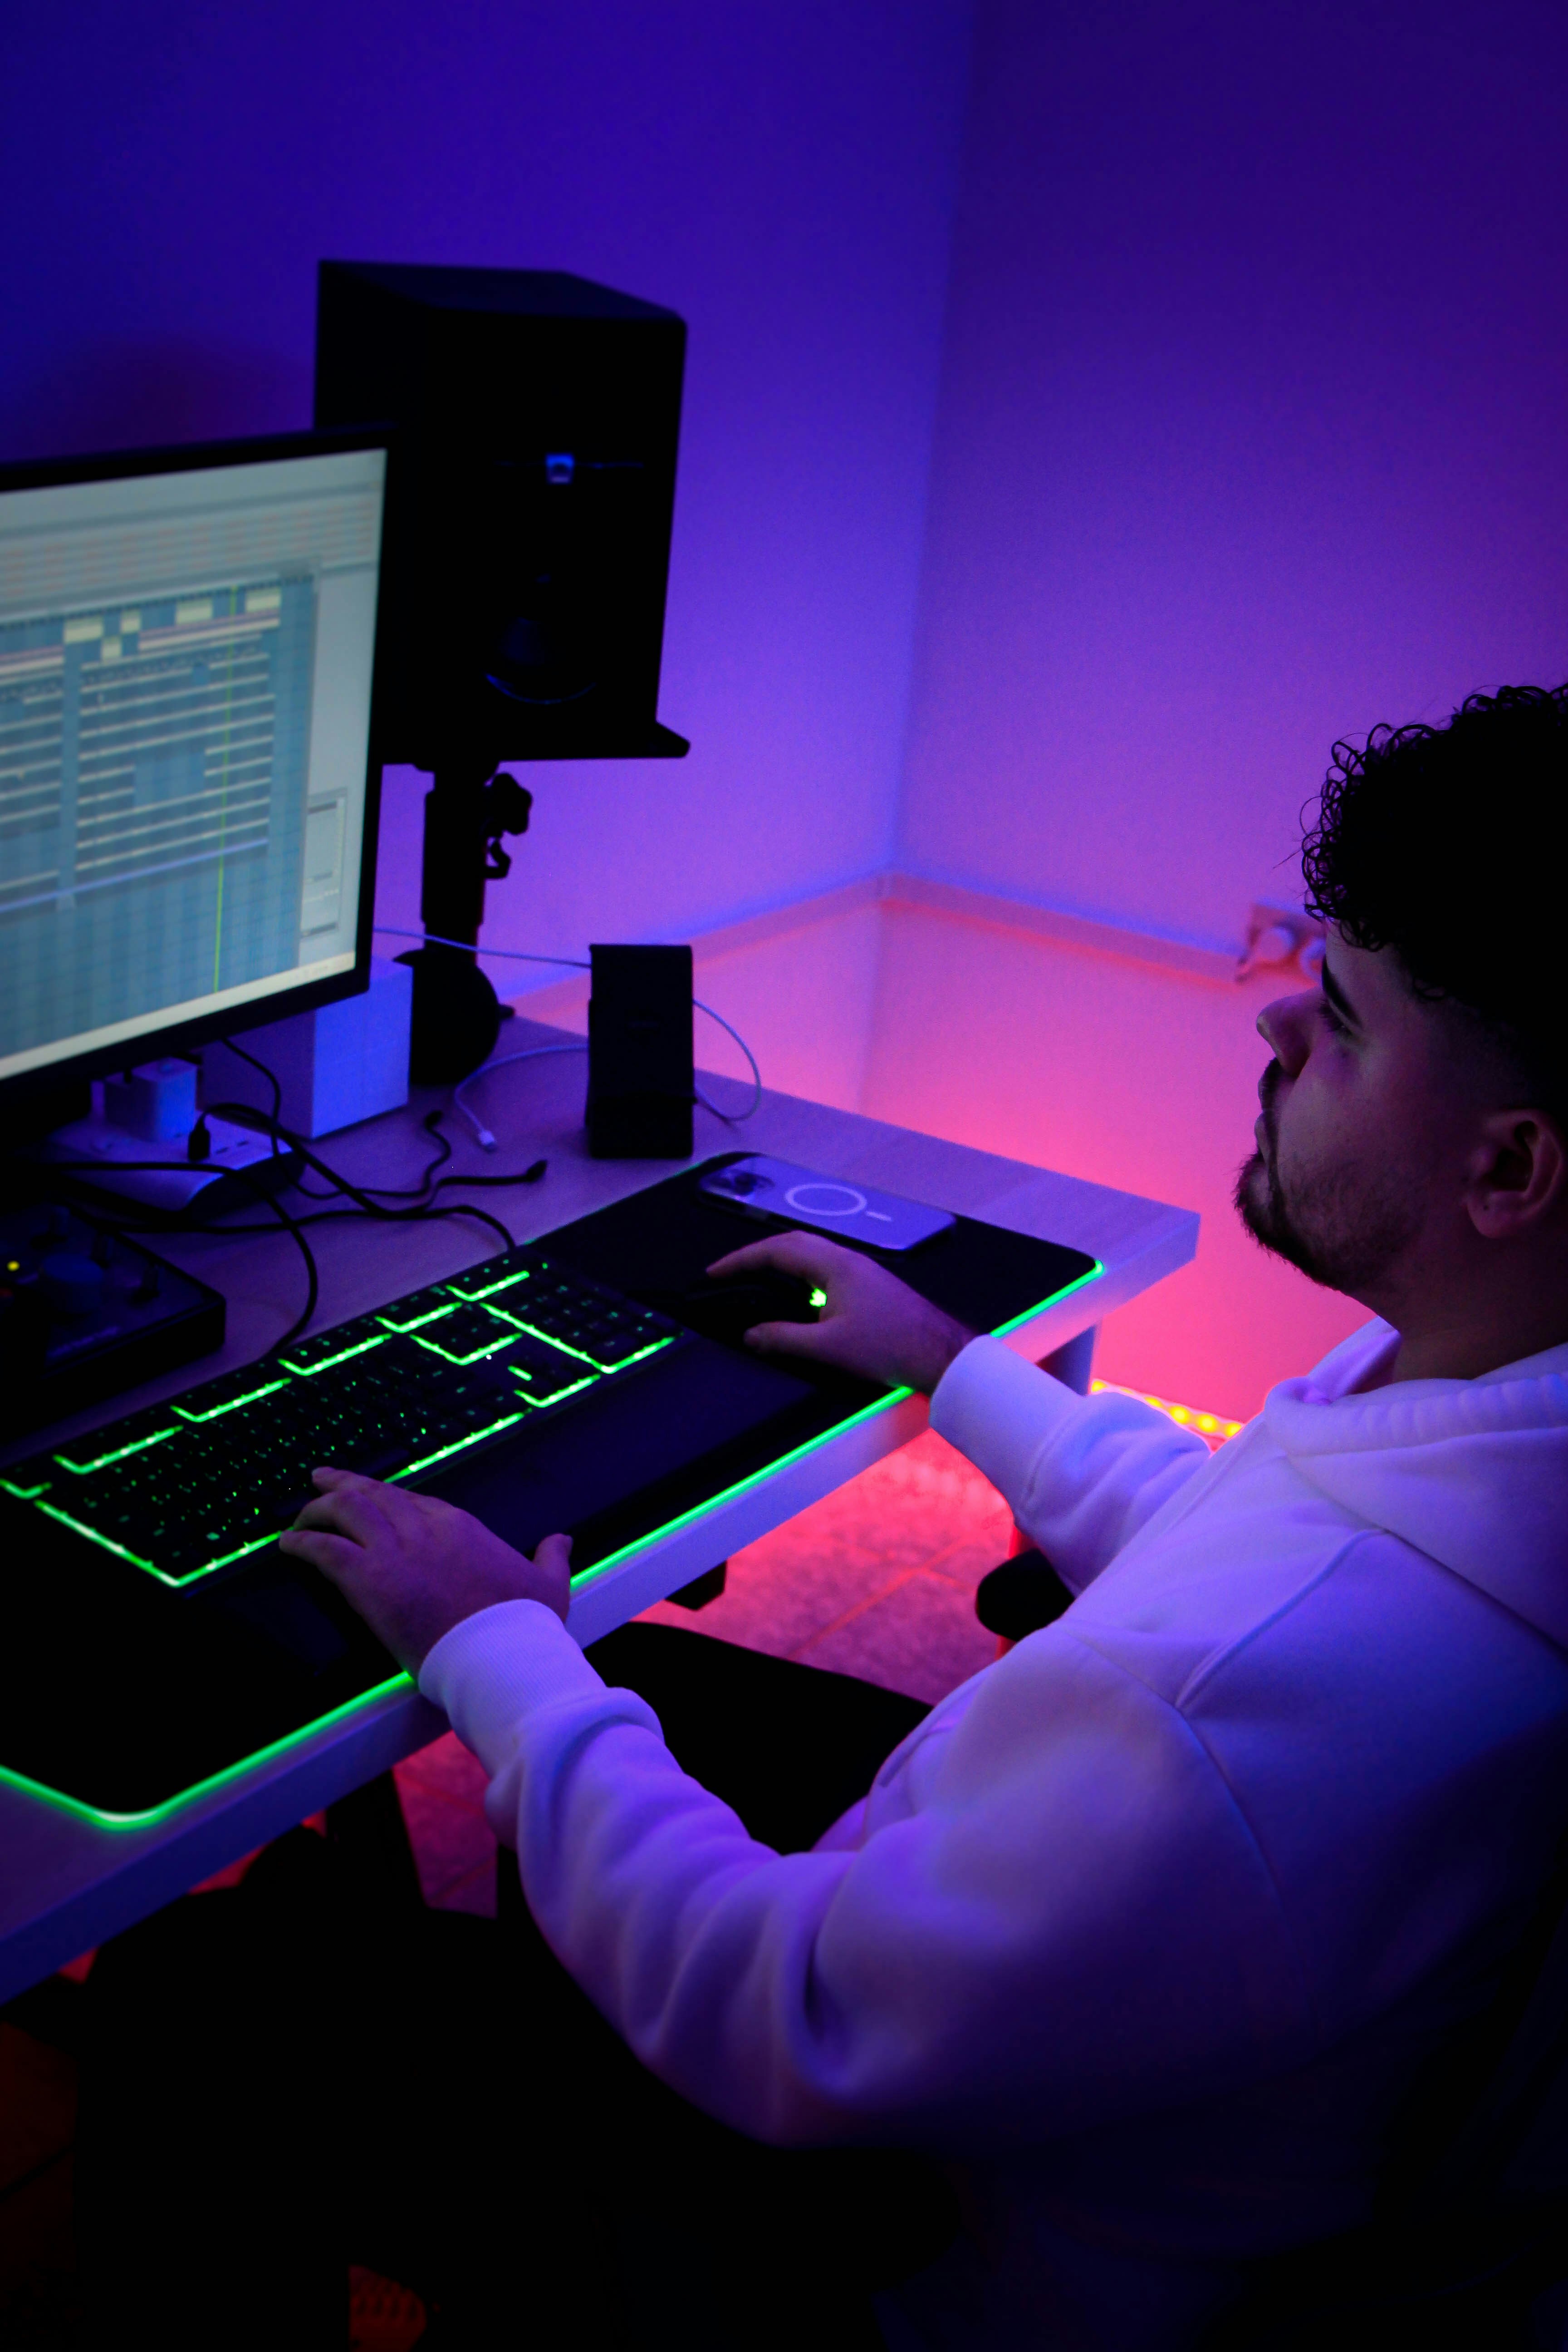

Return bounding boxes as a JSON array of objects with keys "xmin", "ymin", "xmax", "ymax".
[{"xmin": 0, "ymin": 437, "xmax": 388, "ymax": 1092}]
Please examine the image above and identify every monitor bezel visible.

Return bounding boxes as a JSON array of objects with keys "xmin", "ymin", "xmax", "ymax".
[{"xmin": 0, "ymin": 424, "xmax": 397, "ymax": 1112}]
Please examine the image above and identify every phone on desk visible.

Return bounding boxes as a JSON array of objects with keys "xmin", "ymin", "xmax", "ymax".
[{"xmin": 699, "ymin": 1156, "xmax": 956, "ymax": 1253}]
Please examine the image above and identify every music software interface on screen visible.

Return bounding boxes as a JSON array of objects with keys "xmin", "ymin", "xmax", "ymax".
[{"xmin": 0, "ymin": 447, "xmax": 385, "ymax": 1083}]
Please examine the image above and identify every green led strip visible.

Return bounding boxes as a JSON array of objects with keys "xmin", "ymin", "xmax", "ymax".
[
  {"xmin": 1, "ymin": 1474, "xmax": 51, "ymax": 1501},
  {"xmin": 5, "ymin": 1259, "xmax": 1105, "ymax": 1830},
  {"xmin": 0, "ymin": 1672, "xmax": 414, "ymax": 1830},
  {"xmin": 992, "ymin": 1257, "xmax": 1104, "ymax": 1339},
  {"xmin": 174, "ymin": 1378, "xmax": 290, "ymax": 1423},
  {"xmin": 55, "ymin": 1424, "xmax": 180, "ymax": 1474},
  {"xmin": 567, "ymin": 1384, "xmax": 917, "ymax": 1592},
  {"xmin": 567, "ymin": 1260, "xmax": 1106, "ymax": 1594}
]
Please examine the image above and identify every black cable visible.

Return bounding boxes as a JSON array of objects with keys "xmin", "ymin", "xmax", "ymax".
[
  {"xmin": 365, "ymin": 1107, "xmax": 455, "ymax": 1201},
  {"xmin": 260, "ymin": 1189, "xmax": 320, "ymax": 1354},
  {"xmin": 121, "ymin": 1102, "xmax": 518, "ymax": 1251},
  {"xmin": 206, "ymin": 1043, "xmax": 532, "ymax": 1205},
  {"xmin": 166, "ymin": 1200, "xmax": 536, "ymax": 1240},
  {"xmin": 212, "ymin": 1032, "xmax": 351, "ymax": 1199},
  {"xmin": 77, "ymin": 1192, "xmax": 535, "ymax": 1356},
  {"xmin": 424, "ymin": 1160, "xmax": 548, "ymax": 1195},
  {"xmin": 216, "ymin": 1035, "xmax": 284, "ymax": 1150},
  {"xmin": 86, "ymin": 1029, "xmax": 534, "ymax": 1210},
  {"xmin": 52, "ymin": 1153, "xmax": 323, "ymax": 1349},
  {"xmin": 45, "ymin": 1055, "xmax": 545, "ymax": 1348}
]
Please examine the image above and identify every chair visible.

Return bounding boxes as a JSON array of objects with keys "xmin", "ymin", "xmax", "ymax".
[
  {"xmin": 973, "ymin": 1544, "xmax": 1074, "ymax": 1644},
  {"xmin": 1197, "ymin": 1829, "xmax": 1568, "ymax": 2349},
  {"xmin": 968, "ymin": 1549, "xmax": 1568, "ymax": 2348}
]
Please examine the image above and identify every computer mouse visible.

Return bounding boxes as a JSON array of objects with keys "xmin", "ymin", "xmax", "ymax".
[{"xmin": 675, "ymin": 1272, "xmax": 821, "ymax": 1350}]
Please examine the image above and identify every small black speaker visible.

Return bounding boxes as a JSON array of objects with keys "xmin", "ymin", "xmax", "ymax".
[
  {"xmin": 586, "ymin": 945, "xmax": 693, "ymax": 1159},
  {"xmin": 314, "ymin": 262, "xmax": 688, "ymax": 767}
]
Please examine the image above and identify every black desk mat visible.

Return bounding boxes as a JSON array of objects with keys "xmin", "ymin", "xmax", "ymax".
[{"xmin": 1, "ymin": 1157, "xmax": 1099, "ymax": 1821}]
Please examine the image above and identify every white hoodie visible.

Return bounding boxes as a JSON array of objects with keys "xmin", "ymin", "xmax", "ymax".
[{"xmin": 421, "ymin": 1321, "xmax": 1568, "ymax": 2350}]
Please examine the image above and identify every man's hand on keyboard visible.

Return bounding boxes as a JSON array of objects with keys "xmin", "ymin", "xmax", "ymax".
[
  {"xmin": 706, "ymin": 1233, "xmax": 974, "ymax": 1394},
  {"xmin": 279, "ymin": 1468, "xmax": 572, "ymax": 1672}
]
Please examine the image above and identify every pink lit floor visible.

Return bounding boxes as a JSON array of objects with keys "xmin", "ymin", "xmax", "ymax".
[{"xmin": 394, "ymin": 1430, "xmax": 1015, "ymax": 1916}]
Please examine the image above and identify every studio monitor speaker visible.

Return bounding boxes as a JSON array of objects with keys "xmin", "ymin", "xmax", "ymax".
[{"xmin": 314, "ymin": 262, "xmax": 687, "ymax": 768}]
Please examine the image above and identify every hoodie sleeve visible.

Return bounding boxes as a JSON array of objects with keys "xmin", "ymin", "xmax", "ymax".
[
  {"xmin": 929, "ymin": 1336, "xmax": 1212, "ymax": 1591},
  {"xmin": 420, "ymin": 1597, "xmax": 1311, "ymax": 2148}
]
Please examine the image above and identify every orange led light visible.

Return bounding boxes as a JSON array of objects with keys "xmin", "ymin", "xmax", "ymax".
[{"xmin": 1090, "ymin": 1379, "xmax": 1244, "ymax": 1445}]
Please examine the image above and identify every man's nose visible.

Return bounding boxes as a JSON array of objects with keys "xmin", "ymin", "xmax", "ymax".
[{"xmin": 1257, "ymin": 987, "xmax": 1318, "ymax": 1077}]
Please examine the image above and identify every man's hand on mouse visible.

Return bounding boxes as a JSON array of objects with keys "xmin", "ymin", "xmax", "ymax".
[
  {"xmin": 279, "ymin": 1468, "xmax": 572, "ymax": 1673},
  {"xmin": 706, "ymin": 1232, "xmax": 974, "ymax": 1392}
]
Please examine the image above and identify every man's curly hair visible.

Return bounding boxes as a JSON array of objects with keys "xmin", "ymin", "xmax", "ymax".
[{"xmin": 1300, "ymin": 682, "xmax": 1568, "ymax": 1107}]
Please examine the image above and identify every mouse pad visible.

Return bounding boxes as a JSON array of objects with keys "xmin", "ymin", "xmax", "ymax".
[
  {"xmin": 548, "ymin": 1153, "xmax": 1100, "ymax": 1342},
  {"xmin": 1, "ymin": 1160, "xmax": 1098, "ymax": 1822}
]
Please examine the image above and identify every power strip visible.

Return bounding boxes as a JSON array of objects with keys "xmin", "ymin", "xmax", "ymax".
[{"xmin": 35, "ymin": 1110, "xmax": 299, "ymax": 1214}]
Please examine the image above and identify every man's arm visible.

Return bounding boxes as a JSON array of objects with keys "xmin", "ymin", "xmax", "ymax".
[
  {"xmin": 281, "ymin": 1480, "xmax": 1307, "ymax": 2146},
  {"xmin": 931, "ymin": 1339, "xmax": 1215, "ymax": 1592},
  {"xmin": 711, "ymin": 1233, "xmax": 1215, "ymax": 1593},
  {"xmin": 420, "ymin": 1592, "xmax": 1310, "ymax": 2145}
]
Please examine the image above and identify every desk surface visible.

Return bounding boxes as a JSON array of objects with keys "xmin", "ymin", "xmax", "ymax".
[{"xmin": 0, "ymin": 1024, "xmax": 1197, "ymax": 2001}]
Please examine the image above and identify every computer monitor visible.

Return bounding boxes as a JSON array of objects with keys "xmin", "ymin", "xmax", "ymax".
[{"xmin": 0, "ymin": 429, "xmax": 392, "ymax": 1114}]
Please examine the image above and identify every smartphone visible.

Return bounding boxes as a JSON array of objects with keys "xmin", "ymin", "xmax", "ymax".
[{"xmin": 698, "ymin": 1156, "xmax": 955, "ymax": 1252}]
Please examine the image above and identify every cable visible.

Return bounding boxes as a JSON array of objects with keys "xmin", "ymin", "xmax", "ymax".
[
  {"xmin": 692, "ymin": 999, "xmax": 763, "ymax": 1121},
  {"xmin": 55, "ymin": 1152, "xmax": 322, "ymax": 1353},
  {"xmin": 453, "ymin": 1044, "xmax": 588, "ymax": 1150},
  {"xmin": 368, "ymin": 1106, "xmax": 455, "ymax": 1201},
  {"xmin": 61, "ymin": 1118, "xmax": 525, "ymax": 1253},
  {"xmin": 203, "ymin": 1102, "xmax": 518, "ymax": 1251},
  {"xmin": 373, "ymin": 927, "xmax": 763, "ymax": 1114},
  {"xmin": 260, "ymin": 1190, "xmax": 320, "ymax": 1355},
  {"xmin": 56, "ymin": 1038, "xmax": 543, "ymax": 1353},
  {"xmin": 373, "ymin": 925, "xmax": 589, "ymax": 970},
  {"xmin": 195, "ymin": 1031, "xmax": 527, "ymax": 1239},
  {"xmin": 217, "ymin": 1034, "xmax": 285, "ymax": 1150},
  {"xmin": 207, "ymin": 1034, "xmax": 449, "ymax": 1202}
]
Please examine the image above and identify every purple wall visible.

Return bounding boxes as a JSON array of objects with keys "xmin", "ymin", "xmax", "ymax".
[
  {"xmin": 2, "ymin": 1, "xmax": 972, "ymax": 964},
  {"xmin": 900, "ymin": 0, "xmax": 1568, "ymax": 952}
]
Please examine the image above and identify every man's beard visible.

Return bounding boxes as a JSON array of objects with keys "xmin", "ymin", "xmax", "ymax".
[{"xmin": 1234, "ymin": 1065, "xmax": 1421, "ymax": 1298}]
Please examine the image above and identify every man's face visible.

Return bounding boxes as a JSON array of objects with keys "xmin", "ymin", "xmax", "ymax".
[{"xmin": 1235, "ymin": 931, "xmax": 1484, "ymax": 1303}]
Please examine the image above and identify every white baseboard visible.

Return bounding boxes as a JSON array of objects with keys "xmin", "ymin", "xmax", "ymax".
[{"xmin": 500, "ymin": 869, "xmax": 1240, "ymax": 1019}]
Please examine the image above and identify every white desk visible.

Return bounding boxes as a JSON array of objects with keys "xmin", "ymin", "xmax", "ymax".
[{"xmin": 0, "ymin": 1023, "xmax": 1197, "ymax": 2002}]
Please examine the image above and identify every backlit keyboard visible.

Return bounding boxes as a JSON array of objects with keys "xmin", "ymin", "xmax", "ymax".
[{"xmin": 2, "ymin": 1250, "xmax": 684, "ymax": 1588}]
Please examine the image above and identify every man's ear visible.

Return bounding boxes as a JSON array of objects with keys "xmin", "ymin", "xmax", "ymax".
[{"xmin": 1466, "ymin": 1110, "xmax": 1568, "ymax": 1240}]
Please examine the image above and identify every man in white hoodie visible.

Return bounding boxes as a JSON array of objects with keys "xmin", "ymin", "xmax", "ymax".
[{"xmin": 92, "ymin": 685, "xmax": 1568, "ymax": 2349}]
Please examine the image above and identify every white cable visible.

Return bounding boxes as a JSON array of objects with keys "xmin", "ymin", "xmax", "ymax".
[
  {"xmin": 693, "ymin": 999, "xmax": 763, "ymax": 1121},
  {"xmin": 453, "ymin": 1045, "xmax": 588, "ymax": 1150},
  {"xmin": 374, "ymin": 925, "xmax": 590, "ymax": 969}
]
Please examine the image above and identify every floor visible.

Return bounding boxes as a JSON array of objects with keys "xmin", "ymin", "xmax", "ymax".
[{"xmin": 392, "ymin": 1425, "xmax": 1017, "ymax": 1916}]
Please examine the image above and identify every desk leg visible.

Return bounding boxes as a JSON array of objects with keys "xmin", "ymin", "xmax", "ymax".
[{"xmin": 1041, "ymin": 1324, "xmax": 1098, "ymax": 1396}]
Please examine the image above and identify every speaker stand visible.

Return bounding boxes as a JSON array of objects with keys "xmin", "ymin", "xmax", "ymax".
[{"xmin": 397, "ymin": 758, "xmax": 533, "ymax": 1083}]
